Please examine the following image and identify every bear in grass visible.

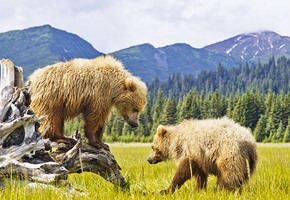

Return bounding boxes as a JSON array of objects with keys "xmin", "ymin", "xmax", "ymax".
[
  {"xmin": 147, "ymin": 117, "xmax": 258, "ymax": 193},
  {"xmin": 28, "ymin": 55, "xmax": 147, "ymax": 149}
]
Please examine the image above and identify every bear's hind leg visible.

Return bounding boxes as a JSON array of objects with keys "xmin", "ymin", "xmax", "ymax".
[
  {"xmin": 43, "ymin": 108, "xmax": 66, "ymax": 141},
  {"xmin": 195, "ymin": 170, "xmax": 208, "ymax": 190},
  {"xmin": 216, "ymin": 158, "xmax": 246, "ymax": 192},
  {"xmin": 216, "ymin": 170, "xmax": 244, "ymax": 192}
]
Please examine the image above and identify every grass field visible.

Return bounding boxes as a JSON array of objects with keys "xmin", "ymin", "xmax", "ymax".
[{"xmin": 0, "ymin": 143, "xmax": 289, "ymax": 200}]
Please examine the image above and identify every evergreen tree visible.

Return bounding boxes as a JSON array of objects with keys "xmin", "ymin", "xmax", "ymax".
[
  {"xmin": 111, "ymin": 114, "xmax": 124, "ymax": 137},
  {"xmin": 104, "ymin": 111, "xmax": 116, "ymax": 137},
  {"xmin": 179, "ymin": 90, "xmax": 193, "ymax": 120},
  {"xmin": 283, "ymin": 121, "xmax": 290, "ymax": 143},
  {"xmin": 191, "ymin": 96, "xmax": 201, "ymax": 119},
  {"xmin": 139, "ymin": 99, "xmax": 153, "ymax": 137},
  {"xmin": 269, "ymin": 97, "xmax": 284, "ymax": 129},
  {"xmin": 264, "ymin": 118, "xmax": 275, "ymax": 142},
  {"xmin": 232, "ymin": 98, "xmax": 243, "ymax": 124},
  {"xmin": 264, "ymin": 90, "xmax": 275, "ymax": 116},
  {"xmin": 200, "ymin": 93, "xmax": 211, "ymax": 119},
  {"xmin": 272, "ymin": 121, "xmax": 284, "ymax": 143},
  {"xmin": 151, "ymin": 89, "xmax": 164, "ymax": 124},
  {"xmin": 209, "ymin": 90, "xmax": 226, "ymax": 118},
  {"xmin": 226, "ymin": 94, "xmax": 234, "ymax": 118},
  {"xmin": 159, "ymin": 98, "xmax": 177, "ymax": 125},
  {"xmin": 150, "ymin": 89, "xmax": 165, "ymax": 135},
  {"xmin": 254, "ymin": 115, "xmax": 267, "ymax": 142},
  {"xmin": 121, "ymin": 124, "xmax": 131, "ymax": 137}
]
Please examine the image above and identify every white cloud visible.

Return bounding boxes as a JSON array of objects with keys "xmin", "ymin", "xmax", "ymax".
[{"xmin": 1, "ymin": 0, "xmax": 290, "ymax": 53}]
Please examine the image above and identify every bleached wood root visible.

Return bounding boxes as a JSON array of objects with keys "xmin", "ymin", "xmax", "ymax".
[{"xmin": 0, "ymin": 59, "xmax": 127, "ymax": 191}]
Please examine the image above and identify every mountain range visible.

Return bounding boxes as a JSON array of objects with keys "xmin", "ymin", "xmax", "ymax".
[
  {"xmin": 1, "ymin": 25, "xmax": 290, "ymax": 82},
  {"xmin": 0, "ymin": 25, "xmax": 102, "ymax": 78}
]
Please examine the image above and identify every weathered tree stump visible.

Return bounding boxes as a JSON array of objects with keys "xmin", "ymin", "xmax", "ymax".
[{"xmin": 0, "ymin": 59, "xmax": 127, "ymax": 191}]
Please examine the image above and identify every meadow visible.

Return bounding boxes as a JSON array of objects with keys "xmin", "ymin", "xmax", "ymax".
[{"xmin": 0, "ymin": 143, "xmax": 289, "ymax": 200}]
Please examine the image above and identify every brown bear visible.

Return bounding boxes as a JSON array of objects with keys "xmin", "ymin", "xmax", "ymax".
[
  {"xmin": 147, "ymin": 117, "xmax": 258, "ymax": 193},
  {"xmin": 28, "ymin": 55, "xmax": 147, "ymax": 149}
]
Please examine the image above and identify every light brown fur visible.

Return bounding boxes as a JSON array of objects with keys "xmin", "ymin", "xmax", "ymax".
[
  {"xmin": 28, "ymin": 55, "xmax": 147, "ymax": 148},
  {"xmin": 147, "ymin": 117, "xmax": 258, "ymax": 193}
]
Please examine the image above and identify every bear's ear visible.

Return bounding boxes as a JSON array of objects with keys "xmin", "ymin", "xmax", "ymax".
[
  {"xmin": 124, "ymin": 77, "xmax": 137, "ymax": 92},
  {"xmin": 157, "ymin": 125, "xmax": 167, "ymax": 138}
]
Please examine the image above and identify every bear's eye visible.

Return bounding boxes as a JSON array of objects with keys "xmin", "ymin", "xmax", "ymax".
[{"xmin": 133, "ymin": 107, "xmax": 139, "ymax": 113}]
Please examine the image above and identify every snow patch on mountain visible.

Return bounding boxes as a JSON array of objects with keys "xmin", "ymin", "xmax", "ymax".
[
  {"xmin": 278, "ymin": 44, "xmax": 285, "ymax": 50},
  {"xmin": 226, "ymin": 44, "xmax": 238, "ymax": 55}
]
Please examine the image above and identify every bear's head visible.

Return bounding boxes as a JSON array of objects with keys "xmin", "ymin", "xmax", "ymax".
[
  {"xmin": 147, "ymin": 125, "xmax": 171, "ymax": 164},
  {"xmin": 114, "ymin": 77, "xmax": 147, "ymax": 128}
]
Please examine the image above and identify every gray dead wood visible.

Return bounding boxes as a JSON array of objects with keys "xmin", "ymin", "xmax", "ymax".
[{"xmin": 0, "ymin": 59, "xmax": 127, "ymax": 191}]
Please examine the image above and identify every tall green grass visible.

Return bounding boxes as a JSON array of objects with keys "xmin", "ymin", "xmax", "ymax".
[{"xmin": 0, "ymin": 143, "xmax": 289, "ymax": 200}]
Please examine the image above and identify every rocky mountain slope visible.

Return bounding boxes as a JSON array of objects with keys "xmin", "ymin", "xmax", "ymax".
[
  {"xmin": 1, "ymin": 25, "xmax": 289, "ymax": 82},
  {"xmin": 203, "ymin": 31, "xmax": 290, "ymax": 63},
  {"xmin": 0, "ymin": 25, "xmax": 102, "ymax": 78}
]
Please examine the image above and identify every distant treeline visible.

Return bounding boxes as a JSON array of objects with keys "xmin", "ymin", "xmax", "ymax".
[{"xmin": 65, "ymin": 56, "xmax": 290, "ymax": 143}]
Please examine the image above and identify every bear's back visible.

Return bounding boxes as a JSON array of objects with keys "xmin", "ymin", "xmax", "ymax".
[
  {"xmin": 179, "ymin": 117, "xmax": 253, "ymax": 141},
  {"xmin": 175, "ymin": 117, "xmax": 256, "ymax": 160},
  {"xmin": 28, "ymin": 55, "xmax": 131, "ymax": 118},
  {"xmin": 29, "ymin": 55, "xmax": 128, "ymax": 82}
]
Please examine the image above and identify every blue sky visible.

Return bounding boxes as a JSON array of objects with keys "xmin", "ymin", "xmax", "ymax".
[{"xmin": 1, "ymin": 0, "xmax": 290, "ymax": 53}]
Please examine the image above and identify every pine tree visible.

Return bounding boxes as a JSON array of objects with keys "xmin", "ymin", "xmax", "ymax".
[
  {"xmin": 200, "ymin": 93, "xmax": 211, "ymax": 119},
  {"xmin": 209, "ymin": 90, "xmax": 226, "ymax": 118},
  {"xmin": 150, "ymin": 89, "xmax": 165, "ymax": 135},
  {"xmin": 151, "ymin": 89, "xmax": 164, "ymax": 124},
  {"xmin": 159, "ymin": 98, "xmax": 177, "ymax": 125},
  {"xmin": 121, "ymin": 124, "xmax": 131, "ymax": 137},
  {"xmin": 139, "ymin": 99, "xmax": 153, "ymax": 137},
  {"xmin": 265, "ymin": 90, "xmax": 275, "ymax": 116},
  {"xmin": 270, "ymin": 97, "xmax": 284, "ymax": 129},
  {"xmin": 190, "ymin": 96, "xmax": 201, "ymax": 119},
  {"xmin": 232, "ymin": 98, "xmax": 243, "ymax": 124},
  {"xmin": 272, "ymin": 121, "xmax": 284, "ymax": 143},
  {"xmin": 233, "ymin": 90, "xmax": 264, "ymax": 130},
  {"xmin": 111, "ymin": 114, "xmax": 124, "ymax": 137},
  {"xmin": 254, "ymin": 115, "xmax": 267, "ymax": 142},
  {"xmin": 179, "ymin": 91, "xmax": 193, "ymax": 121},
  {"xmin": 264, "ymin": 118, "xmax": 275, "ymax": 142},
  {"xmin": 104, "ymin": 111, "xmax": 116, "ymax": 137},
  {"xmin": 283, "ymin": 122, "xmax": 290, "ymax": 143},
  {"xmin": 226, "ymin": 94, "xmax": 234, "ymax": 118}
]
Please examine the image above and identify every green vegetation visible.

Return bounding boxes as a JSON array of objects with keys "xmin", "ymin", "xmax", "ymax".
[
  {"xmin": 64, "ymin": 56, "xmax": 290, "ymax": 143},
  {"xmin": 0, "ymin": 144, "xmax": 289, "ymax": 200}
]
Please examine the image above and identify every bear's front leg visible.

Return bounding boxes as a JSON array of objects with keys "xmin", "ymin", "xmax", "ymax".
[
  {"xmin": 43, "ymin": 113, "xmax": 76, "ymax": 145},
  {"xmin": 94, "ymin": 127, "xmax": 110, "ymax": 151},
  {"xmin": 160, "ymin": 159, "xmax": 195, "ymax": 194},
  {"xmin": 83, "ymin": 112, "xmax": 110, "ymax": 150},
  {"xmin": 85, "ymin": 126, "xmax": 109, "ymax": 151}
]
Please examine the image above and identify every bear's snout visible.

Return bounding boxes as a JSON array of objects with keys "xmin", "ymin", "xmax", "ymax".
[
  {"xmin": 123, "ymin": 113, "xmax": 139, "ymax": 128},
  {"xmin": 147, "ymin": 157, "xmax": 155, "ymax": 164},
  {"xmin": 129, "ymin": 121, "xmax": 138, "ymax": 128},
  {"xmin": 125, "ymin": 119, "xmax": 139, "ymax": 128},
  {"xmin": 147, "ymin": 154, "xmax": 162, "ymax": 164}
]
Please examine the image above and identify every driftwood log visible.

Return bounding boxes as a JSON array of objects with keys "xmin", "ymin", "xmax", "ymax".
[{"xmin": 0, "ymin": 59, "xmax": 127, "ymax": 190}]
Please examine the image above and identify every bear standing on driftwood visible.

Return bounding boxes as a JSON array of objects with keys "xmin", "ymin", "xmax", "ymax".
[
  {"xmin": 147, "ymin": 117, "xmax": 258, "ymax": 193},
  {"xmin": 28, "ymin": 55, "xmax": 147, "ymax": 149}
]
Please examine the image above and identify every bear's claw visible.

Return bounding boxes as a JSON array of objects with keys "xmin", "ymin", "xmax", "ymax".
[{"xmin": 88, "ymin": 142, "xmax": 110, "ymax": 151}]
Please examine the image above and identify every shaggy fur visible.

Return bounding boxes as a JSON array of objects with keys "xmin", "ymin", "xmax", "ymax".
[
  {"xmin": 147, "ymin": 117, "xmax": 258, "ymax": 193},
  {"xmin": 28, "ymin": 55, "xmax": 147, "ymax": 148}
]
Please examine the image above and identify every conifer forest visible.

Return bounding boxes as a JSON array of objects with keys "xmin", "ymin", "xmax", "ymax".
[{"xmin": 65, "ymin": 56, "xmax": 290, "ymax": 143}]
